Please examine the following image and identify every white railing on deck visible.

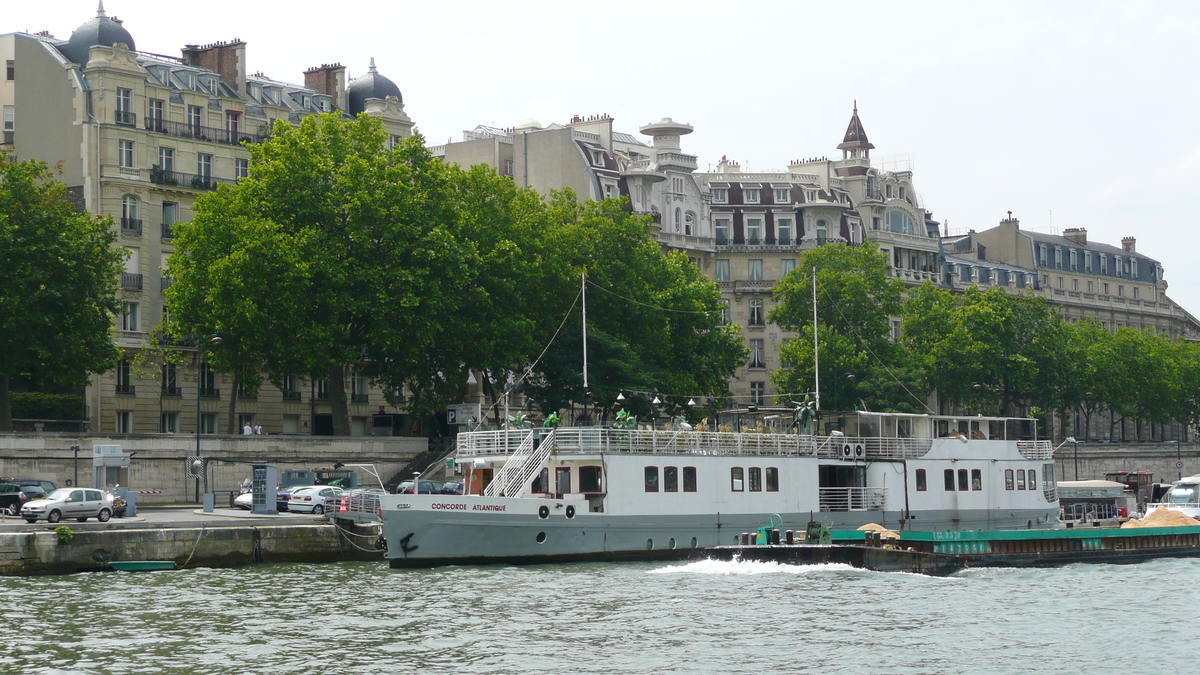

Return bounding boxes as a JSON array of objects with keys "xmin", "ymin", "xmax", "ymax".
[
  {"xmin": 484, "ymin": 430, "xmax": 558, "ymax": 498},
  {"xmin": 484, "ymin": 430, "xmax": 535, "ymax": 497},
  {"xmin": 818, "ymin": 487, "xmax": 887, "ymax": 512},
  {"xmin": 816, "ymin": 437, "xmax": 931, "ymax": 459},
  {"xmin": 1017, "ymin": 440, "xmax": 1054, "ymax": 459}
]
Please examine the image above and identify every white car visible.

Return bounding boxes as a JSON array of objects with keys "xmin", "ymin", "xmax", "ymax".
[
  {"xmin": 233, "ymin": 492, "xmax": 253, "ymax": 510},
  {"xmin": 287, "ymin": 486, "xmax": 342, "ymax": 515},
  {"xmin": 21, "ymin": 488, "xmax": 113, "ymax": 523}
]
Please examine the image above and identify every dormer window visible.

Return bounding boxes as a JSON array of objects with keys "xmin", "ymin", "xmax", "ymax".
[
  {"xmin": 591, "ymin": 149, "xmax": 603, "ymax": 165},
  {"xmin": 899, "ymin": 186, "xmax": 906, "ymax": 201},
  {"xmin": 805, "ymin": 190, "xmax": 816, "ymax": 202},
  {"xmin": 1085, "ymin": 251, "xmax": 1093, "ymax": 272},
  {"xmin": 712, "ymin": 188, "xmax": 727, "ymax": 203},
  {"xmin": 1115, "ymin": 255, "xmax": 1123, "ymax": 277},
  {"xmin": 744, "ymin": 188, "xmax": 759, "ymax": 203},
  {"xmin": 1070, "ymin": 249, "xmax": 1078, "ymax": 270},
  {"xmin": 1100, "ymin": 254, "xmax": 1108, "ymax": 274},
  {"xmin": 1131, "ymin": 258, "xmax": 1138, "ymax": 279},
  {"xmin": 886, "ymin": 184, "xmax": 893, "ymax": 199},
  {"xmin": 1054, "ymin": 246, "xmax": 1062, "ymax": 269},
  {"xmin": 1039, "ymin": 245, "xmax": 1048, "ymax": 267},
  {"xmin": 774, "ymin": 188, "xmax": 789, "ymax": 203}
]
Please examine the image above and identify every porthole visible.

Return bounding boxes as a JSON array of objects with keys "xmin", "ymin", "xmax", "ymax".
[
  {"xmin": 646, "ymin": 539, "xmax": 654, "ymax": 550},
  {"xmin": 691, "ymin": 537, "xmax": 698, "ymax": 549},
  {"xmin": 669, "ymin": 538, "xmax": 676, "ymax": 550},
  {"xmin": 538, "ymin": 505, "xmax": 549, "ymax": 519},
  {"xmin": 536, "ymin": 531, "xmax": 547, "ymax": 544},
  {"xmin": 565, "ymin": 505, "xmax": 576, "ymax": 519}
]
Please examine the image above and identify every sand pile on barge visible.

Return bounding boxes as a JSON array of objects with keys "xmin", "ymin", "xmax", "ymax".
[
  {"xmin": 857, "ymin": 523, "xmax": 900, "ymax": 539},
  {"xmin": 1121, "ymin": 507, "xmax": 1200, "ymax": 528}
]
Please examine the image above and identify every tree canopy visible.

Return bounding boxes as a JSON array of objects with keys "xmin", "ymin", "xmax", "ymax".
[{"xmin": 0, "ymin": 155, "xmax": 124, "ymax": 430}]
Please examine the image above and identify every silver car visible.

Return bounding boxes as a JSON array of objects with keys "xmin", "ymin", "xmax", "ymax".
[{"xmin": 21, "ymin": 488, "xmax": 113, "ymax": 523}]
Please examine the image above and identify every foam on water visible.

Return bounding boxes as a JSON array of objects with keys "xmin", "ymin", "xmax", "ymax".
[{"xmin": 649, "ymin": 556, "xmax": 858, "ymax": 576}]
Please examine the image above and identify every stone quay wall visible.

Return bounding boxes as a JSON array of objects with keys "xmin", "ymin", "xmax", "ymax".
[
  {"xmin": 0, "ymin": 434, "xmax": 428, "ymax": 503},
  {"xmin": 0, "ymin": 522, "xmax": 385, "ymax": 576},
  {"xmin": 1054, "ymin": 441, "xmax": 1199, "ymax": 483}
]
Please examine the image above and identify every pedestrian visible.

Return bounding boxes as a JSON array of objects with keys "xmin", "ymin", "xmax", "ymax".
[
  {"xmin": 242, "ymin": 423, "xmax": 252, "ymax": 435},
  {"xmin": 254, "ymin": 424, "xmax": 263, "ymax": 435}
]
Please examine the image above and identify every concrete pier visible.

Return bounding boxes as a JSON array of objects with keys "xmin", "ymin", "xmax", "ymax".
[{"xmin": 0, "ymin": 517, "xmax": 385, "ymax": 576}]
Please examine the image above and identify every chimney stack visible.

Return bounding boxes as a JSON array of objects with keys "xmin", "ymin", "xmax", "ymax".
[
  {"xmin": 1063, "ymin": 228, "xmax": 1088, "ymax": 246},
  {"xmin": 304, "ymin": 63, "xmax": 347, "ymax": 112},
  {"xmin": 182, "ymin": 40, "xmax": 247, "ymax": 94},
  {"xmin": 1122, "ymin": 236, "xmax": 1136, "ymax": 253}
]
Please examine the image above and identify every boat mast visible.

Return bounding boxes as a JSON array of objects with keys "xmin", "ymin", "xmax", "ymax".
[
  {"xmin": 812, "ymin": 266, "xmax": 820, "ymax": 412},
  {"xmin": 582, "ymin": 272, "xmax": 588, "ymax": 390}
]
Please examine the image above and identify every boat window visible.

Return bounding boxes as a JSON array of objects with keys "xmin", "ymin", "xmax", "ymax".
[
  {"xmin": 989, "ymin": 421, "xmax": 1006, "ymax": 439},
  {"xmin": 896, "ymin": 418, "xmax": 912, "ymax": 438},
  {"xmin": 971, "ymin": 469, "xmax": 982, "ymax": 491},
  {"xmin": 1028, "ymin": 469, "xmax": 1036, "ymax": 490},
  {"xmin": 556, "ymin": 467, "xmax": 571, "ymax": 495},
  {"xmin": 937, "ymin": 420, "xmax": 950, "ymax": 437},
  {"xmin": 915, "ymin": 469, "xmax": 927, "ymax": 491},
  {"xmin": 944, "ymin": 469, "xmax": 955, "ymax": 491},
  {"xmin": 664, "ymin": 466, "xmax": 678, "ymax": 492},
  {"xmin": 748, "ymin": 468, "xmax": 762, "ymax": 492},
  {"xmin": 531, "ymin": 468, "xmax": 549, "ymax": 494},
  {"xmin": 1016, "ymin": 469, "xmax": 1026, "ymax": 490},
  {"xmin": 766, "ymin": 467, "xmax": 779, "ymax": 492},
  {"xmin": 644, "ymin": 466, "xmax": 659, "ymax": 492},
  {"xmin": 958, "ymin": 469, "xmax": 969, "ymax": 491},
  {"xmin": 1005, "ymin": 469, "xmax": 1014, "ymax": 490},
  {"xmin": 1168, "ymin": 485, "xmax": 1199, "ymax": 503},
  {"xmin": 683, "ymin": 467, "xmax": 697, "ymax": 492},
  {"xmin": 579, "ymin": 466, "xmax": 602, "ymax": 493},
  {"xmin": 731, "ymin": 467, "xmax": 744, "ymax": 492}
]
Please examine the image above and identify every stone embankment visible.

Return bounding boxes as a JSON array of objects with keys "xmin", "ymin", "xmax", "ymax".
[{"xmin": 0, "ymin": 521, "xmax": 385, "ymax": 576}]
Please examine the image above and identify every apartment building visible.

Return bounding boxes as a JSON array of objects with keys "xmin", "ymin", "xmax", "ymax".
[{"xmin": 0, "ymin": 5, "xmax": 416, "ymax": 435}]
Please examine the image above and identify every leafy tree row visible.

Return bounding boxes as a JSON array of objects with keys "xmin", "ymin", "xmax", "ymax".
[
  {"xmin": 163, "ymin": 113, "xmax": 745, "ymax": 432},
  {"xmin": 770, "ymin": 242, "xmax": 1200, "ymax": 439}
]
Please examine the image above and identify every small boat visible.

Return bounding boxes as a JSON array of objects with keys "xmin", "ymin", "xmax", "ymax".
[
  {"xmin": 1142, "ymin": 473, "xmax": 1200, "ymax": 519},
  {"xmin": 108, "ymin": 560, "xmax": 176, "ymax": 571}
]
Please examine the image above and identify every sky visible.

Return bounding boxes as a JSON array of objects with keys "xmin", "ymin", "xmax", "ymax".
[{"xmin": 10, "ymin": 0, "xmax": 1200, "ymax": 313}]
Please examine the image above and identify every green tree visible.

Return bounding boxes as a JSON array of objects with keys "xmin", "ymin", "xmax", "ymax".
[
  {"xmin": 770, "ymin": 242, "xmax": 922, "ymax": 413},
  {"xmin": 0, "ymin": 155, "xmax": 124, "ymax": 430}
]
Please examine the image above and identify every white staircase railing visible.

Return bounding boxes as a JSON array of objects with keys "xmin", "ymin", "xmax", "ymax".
[{"xmin": 484, "ymin": 430, "xmax": 557, "ymax": 498}]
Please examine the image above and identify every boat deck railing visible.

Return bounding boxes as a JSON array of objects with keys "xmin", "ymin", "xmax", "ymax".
[
  {"xmin": 818, "ymin": 487, "xmax": 888, "ymax": 512},
  {"xmin": 1016, "ymin": 440, "xmax": 1054, "ymax": 459}
]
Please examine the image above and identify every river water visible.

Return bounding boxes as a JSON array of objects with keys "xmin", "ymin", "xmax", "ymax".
[{"xmin": 2, "ymin": 556, "xmax": 1195, "ymax": 674}]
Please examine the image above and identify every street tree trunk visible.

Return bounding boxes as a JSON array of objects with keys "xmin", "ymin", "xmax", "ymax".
[
  {"xmin": 225, "ymin": 369, "xmax": 241, "ymax": 434},
  {"xmin": 0, "ymin": 374, "xmax": 12, "ymax": 432},
  {"xmin": 330, "ymin": 365, "xmax": 351, "ymax": 436}
]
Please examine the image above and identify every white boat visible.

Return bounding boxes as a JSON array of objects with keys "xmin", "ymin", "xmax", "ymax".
[
  {"xmin": 378, "ymin": 411, "xmax": 1060, "ymax": 567},
  {"xmin": 1143, "ymin": 474, "xmax": 1200, "ymax": 519}
]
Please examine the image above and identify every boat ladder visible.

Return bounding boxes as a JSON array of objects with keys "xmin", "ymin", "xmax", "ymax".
[{"xmin": 484, "ymin": 429, "xmax": 557, "ymax": 498}]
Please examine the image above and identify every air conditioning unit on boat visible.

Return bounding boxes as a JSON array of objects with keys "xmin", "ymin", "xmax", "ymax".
[
  {"xmin": 841, "ymin": 443, "xmax": 853, "ymax": 459},
  {"xmin": 854, "ymin": 443, "xmax": 865, "ymax": 459}
]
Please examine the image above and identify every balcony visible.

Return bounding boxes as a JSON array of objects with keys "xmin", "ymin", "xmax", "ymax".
[
  {"xmin": 115, "ymin": 383, "xmax": 135, "ymax": 395},
  {"xmin": 149, "ymin": 165, "xmax": 237, "ymax": 191},
  {"xmin": 120, "ymin": 272, "xmax": 143, "ymax": 290},
  {"xmin": 715, "ymin": 236, "xmax": 730, "ymax": 246},
  {"xmin": 144, "ymin": 118, "xmax": 268, "ymax": 145},
  {"xmin": 161, "ymin": 223, "xmax": 174, "ymax": 239},
  {"xmin": 120, "ymin": 217, "xmax": 142, "ymax": 236},
  {"xmin": 351, "ymin": 392, "xmax": 369, "ymax": 403},
  {"xmin": 282, "ymin": 391, "xmax": 302, "ymax": 401},
  {"xmin": 160, "ymin": 276, "xmax": 173, "ymax": 291},
  {"xmin": 115, "ymin": 110, "xmax": 136, "ymax": 126},
  {"xmin": 199, "ymin": 386, "xmax": 220, "ymax": 398},
  {"xmin": 162, "ymin": 385, "xmax": 182, "ymax": 396},
  {"xmin": 656, "ymin": 151, "xmax": 698, "ymax": 171}
]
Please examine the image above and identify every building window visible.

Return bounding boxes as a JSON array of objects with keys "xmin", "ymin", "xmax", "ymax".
[
  {"xmin": 684, "ymin": 211, "xmax": 695, "ymax": 236},
  {"xmin": 235, "ymin": 158, "xmax": 249, "ymax": 180},
  {"xmin": 1085, "ymin": 251, "xmax": 1093, "ymax": 272},
  {"xmin": 958, "ymin": 469, "xmax": 969, "ymax": 491},
  {"xmin": 715, "ymin": 218, "xmax": 730, "ymax": 245},
  {"xmin": 1103, "ymin": 282, "xmax": 1110, "ymax": 295},
  {"xmin": 199, "ymin": 361, "xmax": 217, "ymax": 397},
  {"xmin": 187, "ymin": 105, "xmax": 202, "ymax": 135},
  {"xmin": 116, "ymin": 411, "xmax": 133, "ymax": 433},
  {"xmin": 148, "ymin": 99, "xmax": 164, "ymax": 131},
  {"xmin": 749, "ymin": 339, "xmax": 765, "ymax": 369},
  {"xmin": 777, "ymin": 218, "xmax": 793, "ymax": 245},
  {"xmin": 162, "ymin": 362, "xmax": 179, "ymax": 395},
  {"xmin": 1115, "ymin": 255, "xmax": 1123, "ymax": 277},
  {"xmin": 781, "ymin": 259, "xmax": 796, "ymax": 277},
  {"xmin": 748, "ymin": 259, "xmax": 763, "ymax": 281},
  {"xmin": 225, "ymin": 111, "xmax": 240, "ymax": 141},
  {"xmin": 683, "ymin": 466, "xmax": 697, "ymax": 492},
  {"xmin": 745, "ymin": 218, "xmax": 763, "ymax": 244},
  {"xmin": 2, "ymin": 105, "xmax": 13, "ymax": 132},
  {"xmin": 1133, "ymin": 286, "xmax": 1139, "ymax": 299},
  {"xmin": 158, "ymin": 147, "xmax": 174, "ymax": 173},
  {"xmin": 943, "ymin": 469, "xmax": 955, "ymax": 491},
  {"xmin": 712, "ymin": 188, "xmax": 727, "ymax": 203},
  {"xmin": 503, "ymin": 159, "xmax": 513, "ymax": 176},
  {"xmin": 1087, "ymin": 280, "xmax": 1094, "ymax": 293},
  {"xmin": 730, "ymin": 467, "xmax": 744, "ymax": 492},
  {"xmin": 1054, "ymin": 246, "xmax": 1062, "ymax": 269},
  {"xmin": 748, "ymin": 467, "xmax": 762, "ymax": 492},
  {"xmin": 121, "ymin": 301, "xmax": 139, "ymax": 332},
  {"xmin": 765, "ymin": 467, "xmax": 779, "ymax": 492},
  {"xmin": 884, "ymin": 210, "xmax": 915, "ymax": 235},
  {"xmin": 748, "ymin": 299, "xmax": 764, "ymax": 327},
  {"xmin": 1131, "ymin": 258, "xmax": 1138, "ymax": 279},
  {"xmin": 750, "ymin": 381, "xmax": 765, "ymax": 405},
  {"xmin": 200, "ymin": 413, "xmax": 217, "ymax": 434},
  {"xmin": 744, "ymin": 188, "xmax": 759, "ymax": 203},
  {"xmin": 916, "ymin": 469, "xmax": 927, "ymax": 491},
  {"xmin": 121, "ymin": 195, "xmax": 140, "ymax": 233},
  {"xmin": 5, "ymin": 60, "xmax": 12, "ymax": 80},
  {"xmin": 1118, "ymin": 285, "xmax": 1124, "ymax": 298},
  {"xmin": 720, "ymin": 298, "xmax": 731, "ymax": 325},
  {"xmin": 1100, "ymin": 254, "xmax": 1108, "ymax": 274},
  {"xmin": 116, "ymin": 359, "xmax": 134, "ymax": 394},
  {"xmin": 118, "ymin": 140, "xmax": 134, "ymax": 168},
  {"xmin": 663, "ymin": 466, "xmax": 678, "ymax": 492},
  {"xmin": 775, "ymin": 188, "xmax": 789, "ymax": 203},
  {"xmin": 1005, "ymin": 469, "xmax": 1014, "ymax": 490},
  {"xmin": 580, "ymin": 466, "xmax": 602, "ymax": 493},
  {"xmin": 160, "ymin": 412, "xmax": 178, "ymax": 433},
  {"xmin": 715, "ymin": 259, "xmax": 730, "ymax": 282},
  {"xmin": 1070, "ymin": 249, "xmax": 1078, "ymax": 270},
  {"xmin": 1039, "ymin": 245, "xmax": 1048, "ymax": 267},
  {"xmin": 1057, "ymin": 276, "xmax": 1064, "ymax": 289},
  {"xmin": 644, "ymin": 466, "xmax": 659, "ymax": 492},
  {"xmin": 115, "ymin": 88, "xmax": 134, "ymax": 125},
  {"xmin": 197, "ymin": 153, "xmax": 212, "ymax": 179},
  {"xmin": 1072, "ymin": 278, "xmax": 1078, "ymax": 291}
]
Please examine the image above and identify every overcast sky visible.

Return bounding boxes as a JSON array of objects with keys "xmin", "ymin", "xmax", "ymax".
[{"xmin": 12, "ymin": 1, "xmax": 1200, "ymax": 314}]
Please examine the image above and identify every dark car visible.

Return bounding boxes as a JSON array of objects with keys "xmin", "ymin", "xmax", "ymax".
[
  {"xmin": 0, "ymin": 479, "xmax": 58, "ymax": 516},
  {"xmin": 439, "ymin": 481, "xmax": 464, "ymax": 495},
  {"xmin": 397, "ymin": 480, "xmax": 444, "ymax": 495}
]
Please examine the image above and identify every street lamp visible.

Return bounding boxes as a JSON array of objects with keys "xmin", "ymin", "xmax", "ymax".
[
  {"xmin": 195, "ymin": 335, "xmax": 222, "ymax": 501},
  {"xmin": 1067, "ymin": 436, "xmax": 1078, "ymax": 481}
]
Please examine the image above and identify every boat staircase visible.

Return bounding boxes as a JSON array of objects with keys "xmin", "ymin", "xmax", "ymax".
[{"xmin": 484, "ymin": 429, "xmax": 556, "ymax": 498}]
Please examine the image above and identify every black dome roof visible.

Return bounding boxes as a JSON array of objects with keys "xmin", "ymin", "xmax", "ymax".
[
  {"xmin": 347, "ymin": 58, "xmax": 401, "ymax": 114},
  {"xmin": 61, "ymin": 3, "xmax": 136, "ymax": 65}
]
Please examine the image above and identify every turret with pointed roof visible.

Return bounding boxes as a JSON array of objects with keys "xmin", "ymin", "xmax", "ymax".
[{"xmin": 837, "ymin": 102, "xmax": 874, "ymax": 159}]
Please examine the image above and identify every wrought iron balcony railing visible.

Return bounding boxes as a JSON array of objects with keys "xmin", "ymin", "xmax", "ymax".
[
  {"xmin": 120, "ymin": 217, "xmax": 142, "ymax": 235},
  {"xmin": 144, "ymin": 118, "xmax": 268, "ymax": 145},
  {"xmin": 115, "ymin": 110, "xmax": 136, "ymax": 126}
]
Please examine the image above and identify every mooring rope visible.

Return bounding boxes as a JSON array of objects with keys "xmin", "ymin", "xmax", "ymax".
[
  {"xmin": 333, "ymin": 522, "xmax": 385, "ymax": 554},
  {"xmin": 179, "ymin": 524, "xmax": 207, "ymax": 568}
]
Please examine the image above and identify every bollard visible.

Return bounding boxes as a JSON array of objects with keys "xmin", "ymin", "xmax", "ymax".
[
  {"xmin": 740, "ymin": 532, "xmax": 750, "ymax": 546},
  {"xmin": 785, "ymin": 529, "xmax": 794, "ymax": 545},
  {"xmin": 771, "ymin": 528, "xmax": 781, "ymax": 545}
]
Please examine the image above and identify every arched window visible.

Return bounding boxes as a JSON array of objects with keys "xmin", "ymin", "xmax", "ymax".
[
  {"xmin": 684, "ymin": 211, "xmax": 695, "ymax": 235},
  {"xmin": 121, "ymin": 195, "xmax": 139, "ymax": 221},
  {"xmin": 674, "ymin": 207, "xmax": 681, "ymax": 232},
  {"xmin": 816, "ymin": 219, "xmax": 828, "ymax": 243}
]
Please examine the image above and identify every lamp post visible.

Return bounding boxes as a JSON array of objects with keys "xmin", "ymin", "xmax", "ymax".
[
  {"xmin": 1069, "ymin": 436, "xmax": 1079, "ymax": 481},
  {"xmin": 195, "ymin": 335, "xmax": 222, "ymax": 501},
  {"xmin": 1178, "ymin": 437, "xmax": 1183, "ymax": 481}
]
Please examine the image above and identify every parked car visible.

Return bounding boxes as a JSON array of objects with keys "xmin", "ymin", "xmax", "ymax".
[
  {"xmin": 0, "ymin": 479, "xmax": 59, "ymax": 516},
  {"xmin": 287, "ymin": 486, "xmax": 342, "ymax": 515},
  {"xmin": 397, "ymin": 480, "xmax": 444, "ymax": 495},
  {"xmin": 439, "ymin": 481, "xmax": 464, "ymax": 495},
  {"xmin": 0, "ymin": 478, "xmax": 58, "ymax": 495},
  {"xmin": 20, "ymin": 488, "xmax": 112, "ymax": 523},
  {"xmin": 234, "ymin": 492, "xmax": 253, "ymax": 510}
]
